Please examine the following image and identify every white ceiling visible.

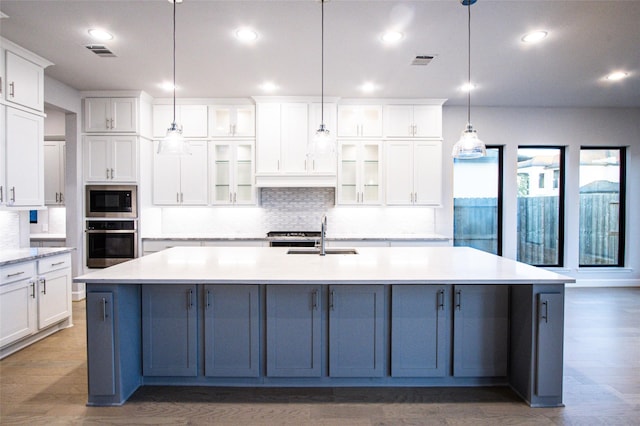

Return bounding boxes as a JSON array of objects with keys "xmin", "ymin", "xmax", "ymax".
[{"xmin": 1, "ymin": 0, "xmax": 639, "ymax": 107}]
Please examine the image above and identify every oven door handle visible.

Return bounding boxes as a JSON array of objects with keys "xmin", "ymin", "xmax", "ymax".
[{"xmin": 85, "ymin": 230, "xmax": 138, "ymax": 234}]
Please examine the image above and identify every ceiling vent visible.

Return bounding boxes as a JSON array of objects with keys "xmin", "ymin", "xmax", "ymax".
[
  {"xmin": 85, "ymin": 44, "xmax": 116, "ymax": 57},
  {"xmin": 411, "ymin": 55, "xmax": 435, "ymax": 66}
]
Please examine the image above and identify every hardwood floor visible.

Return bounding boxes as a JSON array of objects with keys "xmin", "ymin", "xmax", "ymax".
[{"xmin": 1, "ymin": 287, "xmax": 638, "ymax": 425}]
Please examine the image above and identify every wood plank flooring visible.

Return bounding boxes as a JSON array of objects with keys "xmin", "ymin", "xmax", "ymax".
[{"xmin": 1, "ymin": 287, "xmax": 638, "ymax": 425}]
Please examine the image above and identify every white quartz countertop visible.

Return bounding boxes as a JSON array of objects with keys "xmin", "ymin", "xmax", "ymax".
[
  {"xmin": 141, "ymin": 233, "xmax": 451, "ymax": 241},
  {"xmin": 75, "ymin": 246, "xmax": 574, "ymax": 285},
  {"xmin": 0, "ymin": 247, "xmax": 75, "ymax": 267}
]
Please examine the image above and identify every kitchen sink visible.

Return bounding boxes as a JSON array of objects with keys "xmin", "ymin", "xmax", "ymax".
[{"xmin": 287, "ymin": 248, "xmax": 358, "ymax": 255}]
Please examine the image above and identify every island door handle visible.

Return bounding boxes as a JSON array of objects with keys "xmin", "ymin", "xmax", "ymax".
[
  {"xmin": 540, "ymin": 300, "xmax": 549, "ymax": 323},
  {"xmin": 101, "ymin": 297, "xmax": 108, "ymax": 321},
  {"xmin": 438, "ymin": 289, "xmax": 445, "ymax": 311},
  {"xmin": 312, "ymin": 289, "xmax": 319, "ymax": 310},
  {"xmin": 206, "ymin": 290, "xmax": 211, "ymax": 310},
  {"xmin": 187, "ymin": 289, "xmax": 194, "ymax": 310},
  {"xmin": 455, "ymin": 290, "xmax": 462, "ymax": 310},
  {"xmin": 329, "ymin": 290, "xmax": 335, "ymax": 311},
  {"xmin": 39, "ymin": 278, "xmax": 47, "ymax": 295}
]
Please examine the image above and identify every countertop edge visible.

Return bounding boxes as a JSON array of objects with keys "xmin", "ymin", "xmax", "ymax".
[{"xmin": 0, "ymin": 247, "xmax": 76, "ymax": 267}]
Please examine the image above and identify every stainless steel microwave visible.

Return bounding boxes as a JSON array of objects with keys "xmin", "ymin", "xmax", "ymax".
[{"xmin": 86, "ymin": 185, "xmax": 137, "ymax": 218}]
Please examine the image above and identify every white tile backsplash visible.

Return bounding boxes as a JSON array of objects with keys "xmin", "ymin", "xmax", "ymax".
[
  {"xmin": 142, "ymin": 188, "xmax": 437, "ymax": 237},
  {"xmin": 0, "ymin": 211, "xmax": 21, "ymax": 249}
]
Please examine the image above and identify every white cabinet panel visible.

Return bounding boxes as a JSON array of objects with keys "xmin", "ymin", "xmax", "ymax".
[
  {"xmin": 44, "ymin": 142, "xmax": 65, "ymax": 205},
  {"xmin": 153, "ymin": 140, "xmax": 207, "ymax": 205},
  {"xmin": 209, "ymin": 105, "xmax": 255, "ymax": 138},
  {"xmin": 255, "ymin": 103, "xmax": 281, "ymax": 174},
  {"xmin": 85, "ymin": 135, "xmax": 137, "ymax": 182},
  {"xmin": 384, "ymin": 105, "xmax": 442, "ymax": 138},
  {"xmin": 85, "ymin": 98, "xmax": 137, "ymax": 133},
  {"xmin": 0, "ymin": 277, "xmax": 37, "ymax": 347},
  {"xmin": 337, "ymin": 105, "xmax": 382, "ymax": 138},
  {"xmin": 386, "ymin": 140, "xmax": 442, "ymax": 206},
  {"xmin": 5, "ymin": 50, "xmax": 44, "ymax": 112},
  {"xmin": 5, "ymin": 107, "xmax": 43, "ymax": 206},
  {"xmin": 153, "ymin": 104, "xmax": 208, "ymax": 138},
  {"xmin": 338, "ymin": 141, "xmax": 381, "ymax": 205},
  {"xmin": 211, "ymin": 140, "xmax": 255, "ymax": 205},
  {"xmin": 280, "ymin": 103, "xmax": 308, "ymax": 173}
]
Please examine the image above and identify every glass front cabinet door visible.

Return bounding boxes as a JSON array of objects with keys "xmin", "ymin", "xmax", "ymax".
[{"xmin": 210, "ymin": 141, "xmax": 255, "ymax": 205}]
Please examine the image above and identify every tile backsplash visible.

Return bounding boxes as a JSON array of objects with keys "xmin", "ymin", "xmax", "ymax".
[
  {"xmin": 144, "ymin": 188, "xmax": 437, "ymax": 237},
  {"xmin": 0, "ymin": 211, "xmax": 21, "ymax": 249}
]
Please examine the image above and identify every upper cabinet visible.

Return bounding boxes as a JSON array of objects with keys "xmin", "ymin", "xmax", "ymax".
[
  {"xmin": 84, "ymin": 97, "xmax": 137, "ymax": 133},
  {"xmin": 209, "ymin": 105, "xmax": 255, "ymax": 138},
  {"xmin": 153, "ymin": 139, "xmax": 208, "ymax": 205},
  {"xmin": 386, "ymin": 140, "xmax": 442, "ymax": 206},
  {"xmin": 44, "ymin": 141, "xmax": 65, "ymax": 205},
  {"xmin": 338, "ymin": 140, "xmax": 382, "ymax": 205},
  {"xmin": 152, "ymin": 104, "xmax": 208, "ymax": 138},
  {"xmin": 383, "ymin": 104, "xmax": 443, "ymax": 139},
  {"xmin": 84, "ymin": 135, "xmax": 138, "ymax": 183},
  {"xmin": 210, "ymin": 140, "xmax": 255, "ymax": 205},
  {"xmin": 337, "ymin": 105, "xmax": 383, "ymax": 138},
  {"xmin": 4, "ymin": 51, "xmax": 44, "ymax": 112}
]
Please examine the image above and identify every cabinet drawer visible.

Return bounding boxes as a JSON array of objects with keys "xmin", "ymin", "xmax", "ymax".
[
  {"xmin": 37, "ymin": 254, "xmax": 71, "ymax": 274},
  {"xmin": 1, "ymin": 262, "xmax": 36, "ymax": 285}
]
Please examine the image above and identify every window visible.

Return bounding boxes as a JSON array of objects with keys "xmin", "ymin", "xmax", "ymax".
[
  {"xmin": 579, "ymin": 147, "xmax": 626, "ymax": 266},
  {"xmin": 538, "ymin": 173, "xmax": 545, "ymax": 189},
  {"xmin": 517, "ymin": 147, "xmax": 565, "ymax": 267},
  {"xmin": 453, "ymin": 146, "xmax": 503, "ymax": 255}
]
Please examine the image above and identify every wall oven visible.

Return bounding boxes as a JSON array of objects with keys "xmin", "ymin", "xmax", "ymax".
[
  {"xmin": 86, "ymin": 220, "xmax": 138, "ymax": 268},
  {"xmin": 86, "ymin": 185, "xmax": 137, "ymax": 218}
]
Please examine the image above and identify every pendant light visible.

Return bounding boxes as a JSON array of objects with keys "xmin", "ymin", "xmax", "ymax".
[
  {"xmin": 452, "ymin": 0, "xmax": 486, "ymax": 160},
  {"xmin": 157, "ymin": 0, "xmax": 189, "ymax": 155},
  {"xmin": 308, "ymin": 0, "xmax": 335, "ymax": 158}
]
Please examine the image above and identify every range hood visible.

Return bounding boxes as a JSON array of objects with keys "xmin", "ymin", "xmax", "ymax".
[{"xmin": 255, "ymin": 173, "xmax": 336, "ymax": 188}]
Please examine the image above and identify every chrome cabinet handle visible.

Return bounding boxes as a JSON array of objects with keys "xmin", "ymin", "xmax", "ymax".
[
  {"xmin": 329, "ymin": 290, "xmax": 335, "ymax": 311},
  {"xmin": 455, "ymin": 290, "xmax": 462, "ymax": 310},
  {"xmin": 229, "ymin": 193, "xmax": 233, "ymax": 203},
  {"xmin": 56, "ymin": 192, "xmax": 59, "ymax": 203},
  {"xmin": 277, "ymin": 160, "xmax": 280, "ymax": 170},
  {"xmin": 40, "ymin": 277, "xmax": 47, "ymax": 295},
  {"xmin": 206, "ymin": 290, "xmax": 211, "ymax": 310},
  {"xmin": 10, "ymin": 187, "xmax": 15, "ymax": 203},
  {"xmin": 312, "ymin": 289, "xmax": 319, "ymax": 310},
  {"xmin": 177, "ymin": 192, "xmax": 180, "ymax": 203},
  {"xmin": 30, "ymin": 281, "xmax": 36, "ymax": 299},
  {"xmin": 233, "ymin": 192, "xmax": 237, "ymax": 203},
  {"xmin": 9, "ymin": 81, "xmax": 15, "ymax": 97},
  {"xmin": 7, "ymin": 271, "xmax": 25, "ymax": 278},
  {"xmin": 110, "ymin": 168, "xmax": 114, "ymax": 179},
  {"xmin": 180, "ymin": 192, "xmax": 184, "ymax": 203},
  {"xmin": 438, "ymin": 288, "xmax": 445, "ymax": 311},
  {"xmin": 541, "ymin": 300, "xmax": 549, "ymax": 323},
  {"xmin": 60, "ymin": 193, "xmax": 64, "ymax": 203},
  {"xmin": 51, "ymin": 261, "xmax": 65, "ymax": 267},
  {"xmin": 187, "ymin": 289, "xmax": 193, "ymax": 310},
  {"xmin": 0, "ymin": 186, "xmax": 3, "ymax": 203},
  {"xmin": 110, "ymin": 118, "xmax": 114, "ymax": 129},
  {"xmin": 106, "ymin": 168, "xmax": 110, "ymax": 179},
  {"xmin": 101, "ymin": 297, "xmax": 108, "ymax": 321},
  {"xmin": 106, "ymin": 118, "xmax": 110, "ymax": 129}
]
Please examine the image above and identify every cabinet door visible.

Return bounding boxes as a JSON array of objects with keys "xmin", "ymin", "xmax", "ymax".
[
  {"xmin": 1, "ymin": 105, "xmax": 5, "ymax": 205},
  {"xmin": 5, "ymin": 51, "xmax": 43, "ymax": 111},
  {"xmin": 111, "ymin": 98, "xmax": 137, "ymax": 132},
  {"xmin": 0, "ymin": 278, "xmax": 37, "ymax": 347},
  {"xmin": 234, "ymin": 142, "xmax": 255, "ymax": 204},
  {"xmin": 329, "ymin": 285, "xmax": 385, "ymax": 377},
  {"xmin": 86, "ymin": 292, "xmax": 116, "ymax": 396},
  {"xmin": 384, "ymin": 105, "xmax": 414, "ymax": 138},
  {"xmin": 211, "ymin": 142, "xmax": 233, "ymax": 204},
  {"xmin": 142, "ymin": 285, "xmax": 198, "ymax": 376},
  {"xmin": 338, "ymin": 142, "xmax": 359, "ymax": 204},
  {"xmin": 37, "ymin": 268, "xmax": 72, "ymax": 329},
  {"xmin": 84, "ymin": 98, "xmax": 111, "ymax": 132},
  {"xmin": 413, "ymin": 105, "xmax": 442, "ymax": 138},
  {"xmin": 536, "ymin": 293, "xmax": 564, "ymax": 397},
  {"xmin": 234, "ymin": 106, "xmax": 256, "ymax": 137},
  {"xmin": 179, "ymin": 105, "xmax": 208, "ymax": 137},
  {"xmin": 5, "ymin": 108, "xmax": 43, "ymax": 206},
  {"xmin": 413, "ymin": 140, "xmax": 442, "ymax": 206},
  {"xmin": 361, "ymin": 142, "xmax": 382, "ymax": 204},
  {"xmin": 84, "ymin": 136, "xmax": 111, "ymax": 181},
  {"xmin": 153, "ymin": 141, "xmax": 181, "ymax": 204},
  {"xmin": 386, "ymin": 141, "xmax": 413, "ymax": 205},
  {"xmin": 44, "ymin": 142, "xmax": 63, "ymax": 205},
  {"xmin": 280, "ymin": 103, "xmax": 308, "ymax": 173},
  {"xmin": 209, "ymin": 106, "xmax": 234, "ymax": 137},
  {"xmin": 266, "ymin": 285, "xmax": 322, "ymax": 377},
  {"xmin": 392, "ymin": 285, "xmax": 449, "ymax": 377},
  {"xmin": 152, "ymin": 104, "xmax": 175, "ymax": 138},
  {"xmin": 110, "ymin": 136, "xmax": 137, "ymax": 181},
  {"xmin": 360, "ymin": 106, "xmax": 383, "ymax": 137},
  {"xmin": 179, "ymin": 140, "xmax": 208, "ymax": 205},
  {"xmin": 255, "ymin": 103, "xmax": 281, "ymax": 173},
  {"xmin": 337, "ymin": 106, "xmax": 361, "ymax": 137},
  {"xmin": 453, "ymin": 285, "xmax": 509, "ymax": 377},
  {"xmin": 204, "ymin": 285, "xmax": 259, "ymax": 377}
]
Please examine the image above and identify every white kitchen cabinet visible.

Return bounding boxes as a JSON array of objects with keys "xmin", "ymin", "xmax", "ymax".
[
  {"xmin": 386, "ymin": 140, "xmax": 442, "ymax": 206},
  {"xmin": 255, "ymin": 103, "xmax": 281, "ymax": 174},
  {"xmin": 308, "ymin": 102, "xmax": 338, "ymax": 174},
  {"xmin": 84, "ymin": 97, "xmax": 137, "ymax": 133},
  {"xmin": 36, "ymin": 254, "xmax": 72, "ymax": 329},
  {"xmin": 4, "ymin": 106, "xmax": 44, "ymax": 207},
  {"xmin": 84, "ymin": 135, "xmax": 138, "ymax": 182},
  {"xmin": 4, "ymin": 50, "xmax": 44, "ymax": 112},
  {"xmin": 153, "ymin": 139, "xmax": 208, "ymax": 205},
  {"xmin": 209, "ymin": 105, "xmax": 255, "ymax": 138},
  {"xmin": 44, "ymin": 141, "xmax": 65, "ymax": 205},
  {"xmin": 337, "ymin": 105, "xmax": 383, "ymax": 138},
  {"xmin": 0, "ymin": 262, "xmax": 37, "ymax": 348},
  {"xmin": 383, "ymin": 105, "xmax": 442, "ymax": 138},
  {"xmin": 337, "ymin": 140, "xmax": 382, "ymax": 205},
  {"xmin": 152, "ymin": 104, "xmax": 208, "ymax": 138},
  {"xmin": 0, "ymin": 105, "xmax": 5, "ymax": 206},
  {"xmin": 211, "ymin": 140, "xmax": 255, "ymax": 205}
]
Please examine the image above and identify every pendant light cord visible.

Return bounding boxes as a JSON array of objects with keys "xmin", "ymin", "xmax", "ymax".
[
  {"xmin": 172, "ymin": 0, "xmax": 177, "ymax": 126},
  {"xmin": 467, "ymin": 2, "xmax": 471, "ymax": 125},
  {"xmin": 320, "ymin": 0, "xmax": 325, "ymax": 126}
]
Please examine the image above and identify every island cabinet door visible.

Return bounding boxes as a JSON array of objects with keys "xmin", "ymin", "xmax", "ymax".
[
  {"xmin": 86, "ymin": 292, "xmax": 116, "ymax": 396},
  {"xmin": 453, "ymin": 285, "xmax": 509, "ymax": 377},
  {"xmin": 266, "ymin": 285, "xmax": 322, "ymax": 377},
  {"xmin": 535, "ymin": 292, "xmax": 564, "ymax": 397},
  {"xmin": 142, "ymin": 285, "xmax": 198, "ymax": 377},
  {"xmin": 329, "ymin": 285, "xmax": 385, "ymax": 377},
  {"xmin": 204, "ymin": 285, "xmax": 259, "ymax": 377},
  {"xmin": 391, "ymin": 285, "xmax": 450, "ymax": 377}
]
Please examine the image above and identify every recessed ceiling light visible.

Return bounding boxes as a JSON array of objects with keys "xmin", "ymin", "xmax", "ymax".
[
  {"xmin": 360, "ymin": 82, "xmax": 378, "ymax": 93},
  {"xmin": 605, "ymin": 71, "xmax": 629, "ymax": 81},
  {"xmin": 88, "ymin": 29, "xmax": 113, "ymax": 41},
  {"xmin": 460, "ymin": 82, "xmax": 476, "ymax": 92},
  {"xmin": 381, "ymin": 30, "xmax": 403, "ymax": 44},
  {"xmin": 235, "ymin": 28, "xmax": 259, "ymax": 43},
  {"xmin": 521, "ymin": 30, "xmax": 548, "ymax": 44},
  {"xmin": 260, "ymin": 81, "xmax": 278, "ymax": 92},
  {"xmin": 160, "ymin": 81, "xmax": 176, "ymax": 91}
]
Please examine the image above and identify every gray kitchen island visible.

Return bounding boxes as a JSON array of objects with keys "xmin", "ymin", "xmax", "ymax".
[{"xmin": 74, "ymin": 246, "xmax": 574, "ymax": 407}]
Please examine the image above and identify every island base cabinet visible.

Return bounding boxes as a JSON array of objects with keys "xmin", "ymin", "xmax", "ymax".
[
  {"xmin": 329, "ymin": 285, "xmax": 385, "ymax": 377},
  {"xmin": 391, "ymin": 285, "xmax": 449, "ymax": 377},
  {"xmin": 535, "ymin": 293, "xmax": 564, "ymax": 397},
  {"xmin": 453, "ymin": 285, "xmax": 509, "ymax": 377},
  {"xmin": 142, "ymin": 285, "xmax": 197, "ymax": 377},
  {"xmin": 204, "ymin": 285, "xmax": 260, "ymax": 377},
  {"xmin": 87, "ymin": 292, "xmax": 116, "ymax": 397},
  {"xmin": 266, "ymin": 285, "xmax": 322, "ymax": 377}
]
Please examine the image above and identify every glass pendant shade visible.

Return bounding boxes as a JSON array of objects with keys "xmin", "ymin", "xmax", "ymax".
[
  {"xmin": 158, "ymin": 122, "xmax": 189, "ymax": 155},
  {"xmin": 309, "ymin": 124, "xmax": 335, "ymax": 157},
  {"xmin": 452, "ymin": 123, "xmax": 486, "ymax": 159}
]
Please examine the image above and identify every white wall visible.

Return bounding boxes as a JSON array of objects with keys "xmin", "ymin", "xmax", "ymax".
[{"xmin": 442, "ymin": 106, "xmax": 640, "ymax": 286}]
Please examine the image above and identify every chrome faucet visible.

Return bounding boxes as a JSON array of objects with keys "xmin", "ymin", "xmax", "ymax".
[{"xmin": 320, "ymin": 214, "xmax": 327, "ymax": 256}]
